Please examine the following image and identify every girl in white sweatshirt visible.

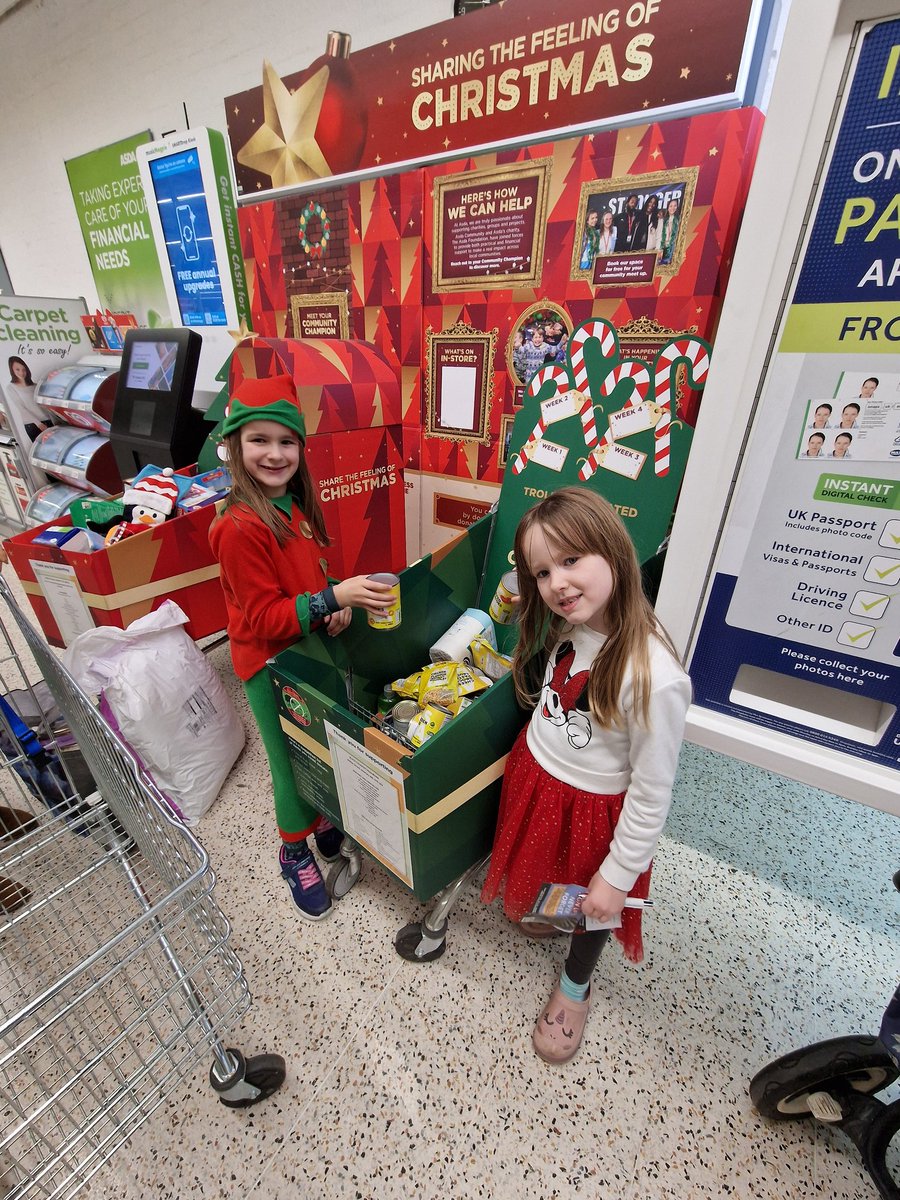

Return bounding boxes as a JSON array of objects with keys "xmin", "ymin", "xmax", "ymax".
[{"xmin": 482, "ymin": 487, "xmax": 691, "ymax": 1064}]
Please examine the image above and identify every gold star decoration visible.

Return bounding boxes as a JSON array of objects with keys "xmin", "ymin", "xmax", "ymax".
[
  {"xmin": 236, "ymin": 59, "xmax": 332, "ymax": 187},
  {"xmin": 726, "ymin": 72, "xmax": 733, "ymax": 81},
  {"xmin": 228, "ymin": 318, "xmax": 263, "ymax": 347},
  {"xmin": 377, "ymin": 97, "xmax": 384, "ymax": 106},
  {"xmin": 442, "ymin": 38, "xmax": 448, "ymax": 47},
  {"xmin": 708, "ymin": 146, "xmax": 718, "ymax": 156},
  {"xmin": 650, "ymin": 148, "xmax": 661, "ymax": 160},
  {"xmin": 680, "ymin": 67, "xmax": 691, "ymax": 79},
  {"xmin": 443, "ymin": 137, "xmax": 451, "ymax": 149},
  {"xmin": 233, "ymin": 105, "xmax": 239, "ymax": 115},
  {"xmin": 389, "ymin": 40, "xmax": 396, "ymax": 52},
  {"xmin": 643, "ymin": 100, "xmax": 649, "ymax": 108}
]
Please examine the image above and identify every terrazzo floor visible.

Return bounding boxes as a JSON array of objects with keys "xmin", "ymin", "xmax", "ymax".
[{"xmin": 2, "ymin": 565, "xmax": 898, "ymax": 1199}]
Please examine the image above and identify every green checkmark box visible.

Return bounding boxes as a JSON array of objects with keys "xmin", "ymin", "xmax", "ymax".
[
  {"xmin": 838, "ymin": 621, "xmax": 875, "ymax": 648},
  {"xmin": 851, "ymin": 590, "xmax": 890, "ymax": 619},
  {"xmin": 865, "ymin": 557, "xmax": 900, "ymax": 585}
]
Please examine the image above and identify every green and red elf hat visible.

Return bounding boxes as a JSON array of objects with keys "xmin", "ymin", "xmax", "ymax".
[{"xmin": 220, "ymin": 374, "xmax": 306, "ymax": 443}]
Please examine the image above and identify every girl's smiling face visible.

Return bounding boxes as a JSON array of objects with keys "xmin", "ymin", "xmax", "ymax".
[
  {"xmin": 239, "ymin": 420, "xmax": 301, "ymax": 498},
  {"xmin": 524, "ymin": 523, "xmax": 614, "ymax": 635}
]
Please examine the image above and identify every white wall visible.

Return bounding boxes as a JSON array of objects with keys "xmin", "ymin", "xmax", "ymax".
[{"xmin": 0, "ymin": 0, "xmax": 448, "ymax": 303}]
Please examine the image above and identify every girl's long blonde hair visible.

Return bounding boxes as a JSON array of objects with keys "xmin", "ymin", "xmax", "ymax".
[
  {"xmin": 512, "ymin": 487, "xmax": 675, "ymax": 728},
  {"xmin": 217, "ymin": 429, "xmax": 330, "ymax": 548}
]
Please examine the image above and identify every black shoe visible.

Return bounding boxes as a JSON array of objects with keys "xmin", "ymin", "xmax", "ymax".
[{"xmin": 313, "ymin": 818, "xmax": 344, "ymax": 862}]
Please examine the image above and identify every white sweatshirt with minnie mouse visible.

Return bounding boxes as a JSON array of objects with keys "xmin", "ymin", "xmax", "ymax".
[{"xmin": 526, "ymin": 625, "xmax": 692, "ymax": 892}]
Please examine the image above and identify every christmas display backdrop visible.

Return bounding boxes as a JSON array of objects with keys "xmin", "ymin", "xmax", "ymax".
[{"xmin": 236, "ymin": 108, "xmax": 762, "ymax": 551}]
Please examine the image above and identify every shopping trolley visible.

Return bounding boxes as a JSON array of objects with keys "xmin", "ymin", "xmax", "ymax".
[{"xmin": 0, "ymin": 573, "xmax": 285, "ymax": 1200}]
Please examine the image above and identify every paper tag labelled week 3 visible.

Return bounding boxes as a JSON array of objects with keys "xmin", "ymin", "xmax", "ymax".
[
  {"xmin": 607, "ymin": 401, "xmax": 662, "ymax": 441},
  {"xmin": 540, "ymin": 389, "xmax": 590, "ymax": 426},
  {"xmin": 592, "ymin": 442, "xmax": 646, "ymax": 479}
]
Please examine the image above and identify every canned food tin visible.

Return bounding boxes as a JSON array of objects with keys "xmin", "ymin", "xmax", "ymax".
[
  {"xmin": 489, "ymin": 570, "xmax": 519, "ymax": 624},
  {"xmin": 367, "ymin": 572, "xmax": 401, "ymax": 629},
  {"xmin": 390, "ymin": 700, "xmax": 419, "ymax": 735}
]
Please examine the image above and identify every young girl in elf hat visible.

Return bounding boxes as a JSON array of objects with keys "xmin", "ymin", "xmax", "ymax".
[{"xmin": 210, "ymin": 374, "xmax": 395, "ymax": 921}]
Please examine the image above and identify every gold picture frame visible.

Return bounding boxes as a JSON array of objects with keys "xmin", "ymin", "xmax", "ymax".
[
  {"xmin": 432, "ymin": 158, "xmax": 552, "ymax": 293},
  {"xmin": 290, "ymin": 291, "xmax": 350, "ymax": 340},
  {"xmin": 571, "ymin": 167, "xmax": 700, "ymax": 284},
  {"xmin": 425, "ymin": 321, "xmax": 497, "ymax": 444},
  {"xmin": 616, "ymin": 315, "xmax": 699, "ymax": 418},
  {"xmin": 498, "ymin": 413, "xmax": 516, "ymax": 469},
  {"xmin": 506, "ymin": 300, "xmax": 572, "ymax": 390}
]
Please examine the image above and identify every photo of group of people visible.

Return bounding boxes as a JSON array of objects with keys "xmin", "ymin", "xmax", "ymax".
[
  {"xmin": 571, "ymin": 168, "xmax": 698, "ymax": 282},
  {"xmin": 507, "ymin": 306, "xmax": 571, "ymax": 390}
]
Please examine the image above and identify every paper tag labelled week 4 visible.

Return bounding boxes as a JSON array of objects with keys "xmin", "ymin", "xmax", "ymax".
[
  {"xmin": 592, "ymin": 442, "xmax": 646, "ymax": 479},
  {"xmin": 540, "ymin": 389, "xmax": 590, "ymax": 427},
  {"xmin": 607, "ymin": 401, "xmax": 662, "ymax": 441}
]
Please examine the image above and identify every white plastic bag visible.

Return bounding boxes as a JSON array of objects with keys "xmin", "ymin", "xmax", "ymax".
[{"xmin": 63, "ymin": 601, "xmax": 245, "ymax": 825}]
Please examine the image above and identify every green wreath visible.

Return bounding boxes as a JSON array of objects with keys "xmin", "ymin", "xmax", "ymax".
[{"xmin": 298, "ymin": 201, "xmax": 331, "ymax": 259}]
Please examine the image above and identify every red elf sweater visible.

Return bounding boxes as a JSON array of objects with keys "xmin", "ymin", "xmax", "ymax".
[{"xmin": 209, "ymin": 496, "xmax": 329, "ymax": 681}]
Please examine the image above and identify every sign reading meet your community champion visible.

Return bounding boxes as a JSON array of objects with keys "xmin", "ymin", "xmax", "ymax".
[
  {"xmin": 690, "ymin": 19, "xmax": 900, "ymax": 768},
  {"xmin": 65, "ymin": 132, "xmax": 171, "ymax": 327}
]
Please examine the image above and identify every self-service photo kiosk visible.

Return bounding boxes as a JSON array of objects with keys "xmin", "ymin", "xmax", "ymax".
[
  {"xmin": 109, "ymin": 327, "xmax": 210, "ymax": 479},
  {"xmin": 136, "ymin": 128, "xmax": 250, "ymax": 411}
]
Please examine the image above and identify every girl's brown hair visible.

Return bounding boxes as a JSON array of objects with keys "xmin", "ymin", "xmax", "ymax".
[
  {"xmin": 217, "ymin": 428, "xmax": 330, "ymax": 548},
  {"xmin": 512, "ymin": 487, "xmax": 676, "ymax": 728}
]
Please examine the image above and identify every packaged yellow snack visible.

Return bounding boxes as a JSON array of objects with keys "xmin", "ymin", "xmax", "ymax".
[
  {"xmin": 465, "ymin": 636, "xmax": 513, "ymax": 681},
  {"xmin": 391, "ymin": 669, "xmax": 424, "ymax": 700}
]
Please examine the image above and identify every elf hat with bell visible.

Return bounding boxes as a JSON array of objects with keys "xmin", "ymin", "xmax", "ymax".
[
  {"xmin": 221, "ymin": 374, "xmax": 306, "ymax": 442},
  {"xmin": 123, "ymin": 467, "xmax": 180, "ymax": 518}
]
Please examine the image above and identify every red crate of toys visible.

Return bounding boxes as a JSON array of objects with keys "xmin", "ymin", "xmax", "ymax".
[{"xmin": 3, "ymin": 471, "xmax": 227, "ymax": 648}]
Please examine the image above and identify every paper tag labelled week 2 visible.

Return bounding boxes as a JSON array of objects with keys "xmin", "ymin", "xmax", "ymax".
[
  {"xmin": 540, "ymin": 389, "xmax": 589, "ymax": 426},
  {"xmin": 607, "ymin": 401, "xmax": 662, "ymax": 441},
  {"xmin": 592, "ymin": 442, "xmax": 646, "ymax": 479}
]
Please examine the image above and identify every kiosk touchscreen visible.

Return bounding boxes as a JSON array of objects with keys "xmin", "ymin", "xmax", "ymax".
[{"xmin": 109, "ymin": 328, "xmax": 209, "ymax": 478}]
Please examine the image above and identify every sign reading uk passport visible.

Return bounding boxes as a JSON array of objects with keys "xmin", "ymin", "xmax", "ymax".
[{"xmin": 225, "ymin": 0, "xmax": 763, "ymax": 197}]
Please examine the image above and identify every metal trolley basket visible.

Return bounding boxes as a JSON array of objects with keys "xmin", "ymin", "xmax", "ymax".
[{"xmin": 0, "ymin": 574, "xmax": 284, "ymax": 1200}]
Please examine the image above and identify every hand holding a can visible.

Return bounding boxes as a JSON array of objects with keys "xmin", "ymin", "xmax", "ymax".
[{"xmin": 333, "ymin": 573, "xmax": 397, "ymax": 618}]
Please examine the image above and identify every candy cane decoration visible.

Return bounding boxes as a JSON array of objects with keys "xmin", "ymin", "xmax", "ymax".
[
  {"xmin": 579, "ymin": 360, "xmax": 651, "ymax": 481},
  {"xmin": 568, "ymin": 319, "xmax": 619, "ymax": 394},
  {"xmin": 652, "ymin": 337, "xmax": 710, "ymax": 476},
  {"xmin": 510, "ymin": 365, "xmax": 570, "ymax": 475}
]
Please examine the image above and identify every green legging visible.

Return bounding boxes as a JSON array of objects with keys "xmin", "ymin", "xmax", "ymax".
[{"xmin": 242, "ymin": 667, "xmax": 317, "ymax": 841}]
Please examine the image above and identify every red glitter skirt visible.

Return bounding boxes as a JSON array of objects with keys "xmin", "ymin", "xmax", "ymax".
[{"xmin": 481, "ymin": 728, "xmax": 652, "ymax": 962}]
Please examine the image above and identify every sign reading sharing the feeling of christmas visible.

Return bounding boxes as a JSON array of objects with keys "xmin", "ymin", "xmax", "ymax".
[{"xmin": 225, "ymin": 0, "xmax": 758, "ymax": 195}]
